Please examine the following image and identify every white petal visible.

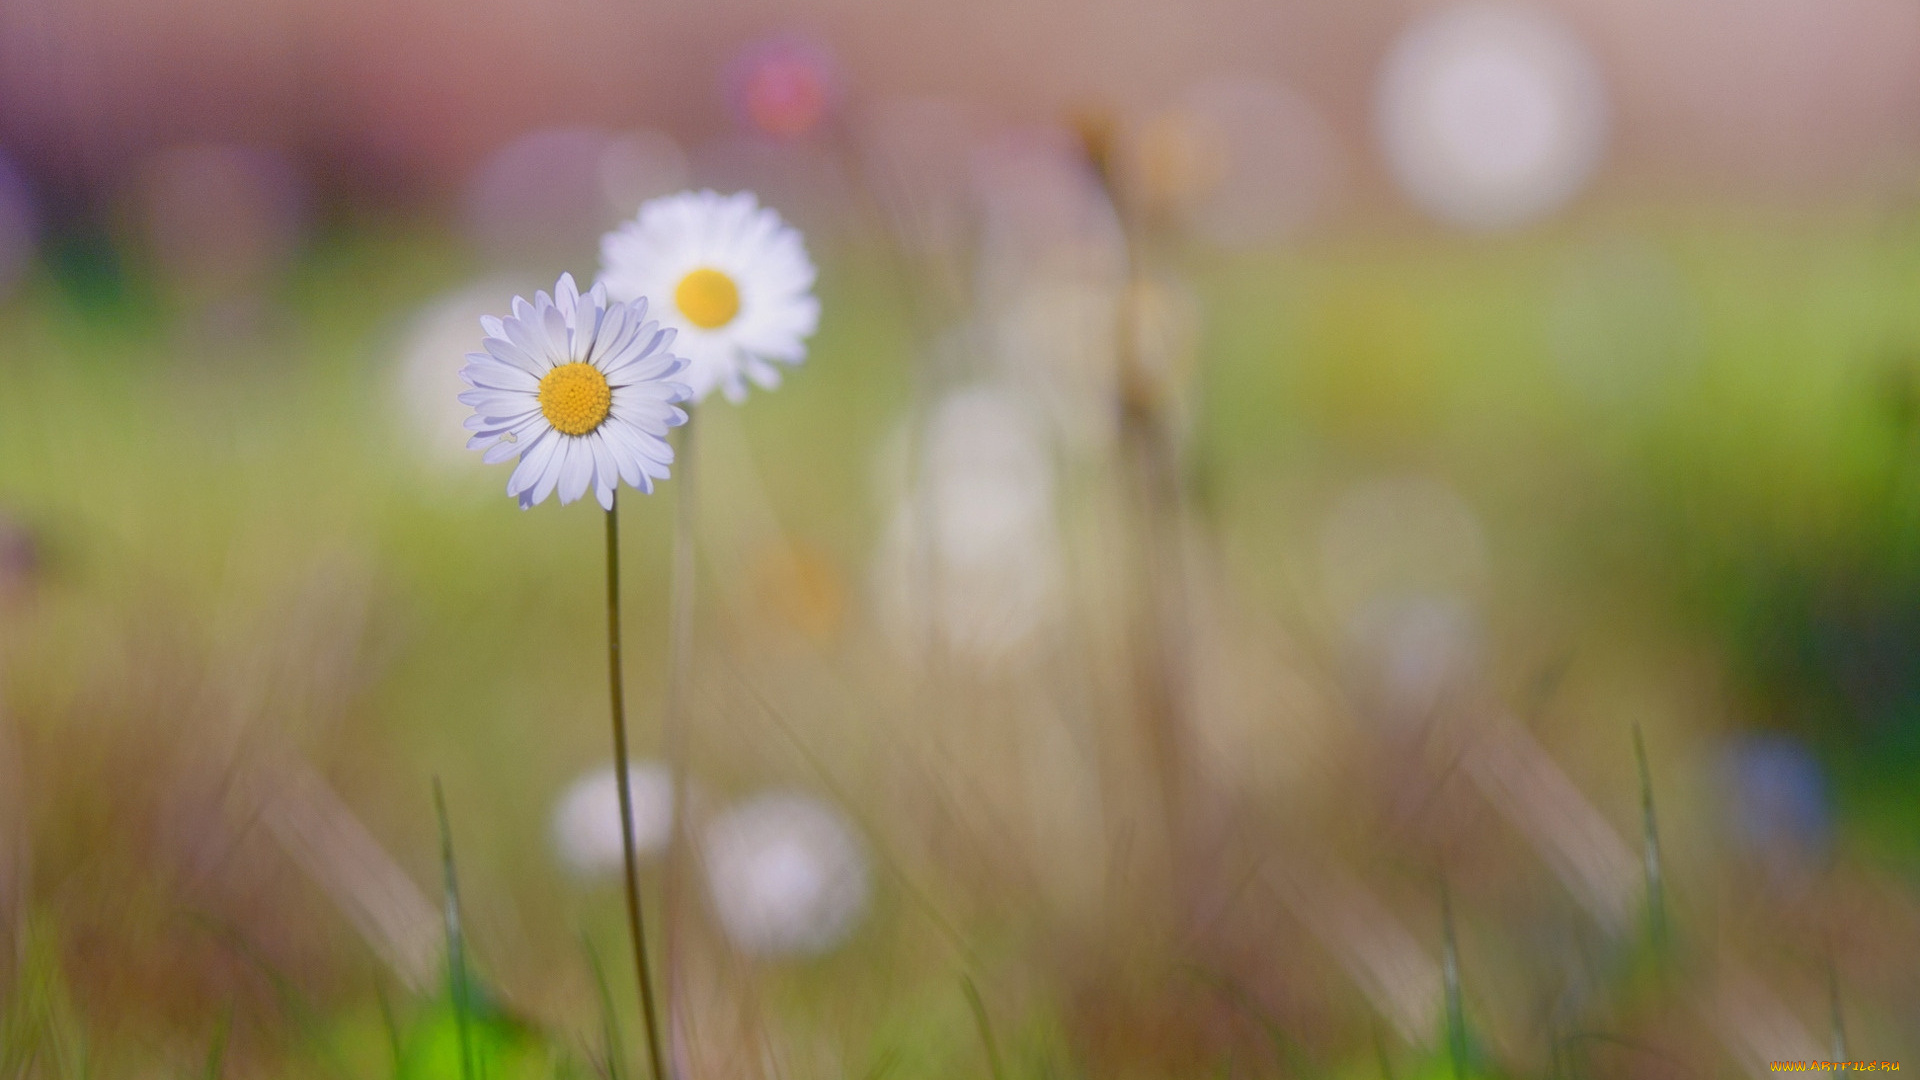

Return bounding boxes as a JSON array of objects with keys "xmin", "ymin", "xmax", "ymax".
[
  {"xmin": 744, "ymin": 356, "xmax": 784, "ymax": 390},
  {"xmin": 459, "ymin": 390, "xmax": 535, "ymax": 415},
  {"xmin": 558, "ymin": 438, "xmax": 594, "ymax": 505},
  {"xmin": 483, "ymin": 337, "xmax": 546, "ymax": 377},
  {"xmin": 461, "ymin": 357, "xmax": 540, "ymax": 392},
  {"xmin": 587, "ymin": 431, "xmax": 621, "ymax": 496},
  {"xmin": 532, "ymin": 445, "xmax": 566, "ymax": 506},
  {"xmin": 544, "ymin": 304, "xmax": 573, "ymax": 364},
  {"xmin": 508, "ymin": 428, "xmax": 560, "ymax": 498}
]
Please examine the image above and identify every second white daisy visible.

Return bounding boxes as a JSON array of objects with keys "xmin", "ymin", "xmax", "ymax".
[
  {"xmin": 461, "ymin": 273, "xmax": 691, "ymax": 509},
  {"xmin": 599, "ymin": 189, "xmax": 819, "ymax": 404}
]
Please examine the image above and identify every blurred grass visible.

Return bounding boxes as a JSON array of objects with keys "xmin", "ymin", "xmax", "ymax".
[
  {"xmin": 1200, "ymin": 207, "xmax": 1920, "ymax": 857},
  {"xmin": 0, "ymin": 203, "xmax": 1916, "ymax": 1072}
]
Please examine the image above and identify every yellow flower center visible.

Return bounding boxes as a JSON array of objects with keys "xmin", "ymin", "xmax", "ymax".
[
  {"xmin": 537, "ymin": 362, "xmax": 612, "ymax": 436},
  {"xmin": 674, "ymin": 267, "xmax": 741, "ymax": 330}
]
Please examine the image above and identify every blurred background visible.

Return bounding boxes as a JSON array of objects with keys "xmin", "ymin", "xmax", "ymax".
[{"xmin": 0, "ymin": 0, "xmax": 1918, "ymax": 1075}]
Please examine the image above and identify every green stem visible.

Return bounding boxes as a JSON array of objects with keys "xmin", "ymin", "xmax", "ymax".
[
  {"xmin": 960, "ymin": 974, "xmax": 1006, "ymax": 1080},
  {"xmin": 586, "ymin": 939, "xmax": 628, "ymax": 1080},
  {"xmin": 606, "ymin": 501, "xmax": 669, "ymax": 1080},
  {"xmin": 1372, "ymin": 1016, "xmax": 1395, "ymax": 1080},
  {"xmin": 1828, "ymin": 951, "xmax": 1848, "ymax": 1068},
  {"xmin": 433, "ymin": 780, "xmax": 476, "ymax": 1080},
  {"xmin": 1441, "ymin": 879, "xmax": 1468, "ymax": 1080},
  {"xmin": 662, "ymin": 411, "xmax": 698, "ymax": 1072},
  {"xmin": 1633, "ymin": 725, "xmax": 1668, "ymax": 954},
  {"xmin": 201, "ymin": 1003, "xmax": 232, "ymax": 1080}
]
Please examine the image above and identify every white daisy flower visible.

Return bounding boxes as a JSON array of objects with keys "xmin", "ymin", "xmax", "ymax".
[
  {"xmin": 461, "ymin": 272, "xmax": 692, "ymax": 509},
  {"xmin": 598, "ymin": 189, "xmax": 819, "ymax": 404}
]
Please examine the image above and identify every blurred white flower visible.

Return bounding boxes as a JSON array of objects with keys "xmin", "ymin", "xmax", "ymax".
[
  {"xmin": 702, "ymin": 791, "xmax": 869, "ymax": 957},
  {"xmin": 1323, "ymin": 478, "xmax": 1490, "ymax": 726},
  {"xmin": 985, "ymin": 276, "xmax": 1123, "ymax": 454},
  {"xmin": 599, "ymin": 189, "xmax": 819, "ymax": 404},
  {"xmin": 394, "ymin": 278, "xmax": 535, "ymax": 470},
  {"xmin": 873, "ymin": 384, "xmax": 1063, "ymax": 665},
  {"xmin": 1376, "ymin": 2, "xmax": 1608, "ymax": 230},
  {"xmin": 552, "ymin": 761, "xmax": 676, "ymax": 876},
  {"xmin": 1349, "ymin": 592, "xmax": 1483, "ymax": 724},
  {"xmin": 460, "ymin": 273, "xmax": 690, "ymax": 509}
]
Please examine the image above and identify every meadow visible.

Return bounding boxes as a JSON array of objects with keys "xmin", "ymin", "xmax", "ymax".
[{"xmin": 1, "ymin": 197, "xmax": 1918, "ymax": 1076}]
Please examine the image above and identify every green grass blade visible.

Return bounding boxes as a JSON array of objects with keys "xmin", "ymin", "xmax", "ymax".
[
  {"xmin": 857, "ymin": 1044, "xmax": 902, "ymax": 1080},
  {"xmin": 201, "ymin": 1003, "xmax": 233, "ymax": 1080},
  {"xmin": 1, "ymin": 913, "xmax": 90, "ymax": 1080},
  {"xmin": 375, "ymin": 979, "xmax": 405, "ymax": 1077},
  {"xmin": 1440, "ymin": 880, "xmax": 1468, "ymax": 1080},
  {"xmin": 434, "ymin": 779, "xmax": 478, "ymax": 1080},
  {"xmin": 1189, "ymin": 966, "xmax": 1319, "ymax": 1076},
  {"xmin": 960, "ymin": 974, "xmax": 1006, "ymax": 1080},
  {"xmin": 1827, "ymin": 952, "xmax": 1848, "ymax": 1065},
  {"xmin": 189, "ymin": 914, "xmax": 351, "ymax": 1079},
  {"xmin": 585, "ymin": 939, "xmax": 627, "ymax": 1080},
  {"xmin": 1372, "ymin": 1017, "xmax": 1395, "ymax": 1080},
  {"xmin": 1633, "ymin": 725, "xmax": 1669, "ymax": 955}
]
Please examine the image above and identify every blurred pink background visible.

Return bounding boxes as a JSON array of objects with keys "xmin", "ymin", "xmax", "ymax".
[{"xmin": 0, "ymin": 0, "xmax": 1914, "ymax": 209}]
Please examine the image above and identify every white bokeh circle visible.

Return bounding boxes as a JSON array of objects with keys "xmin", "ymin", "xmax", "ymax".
[{"xmin": 1376, "ymin": 2, "xmax": 1608, "ymax": 230}]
